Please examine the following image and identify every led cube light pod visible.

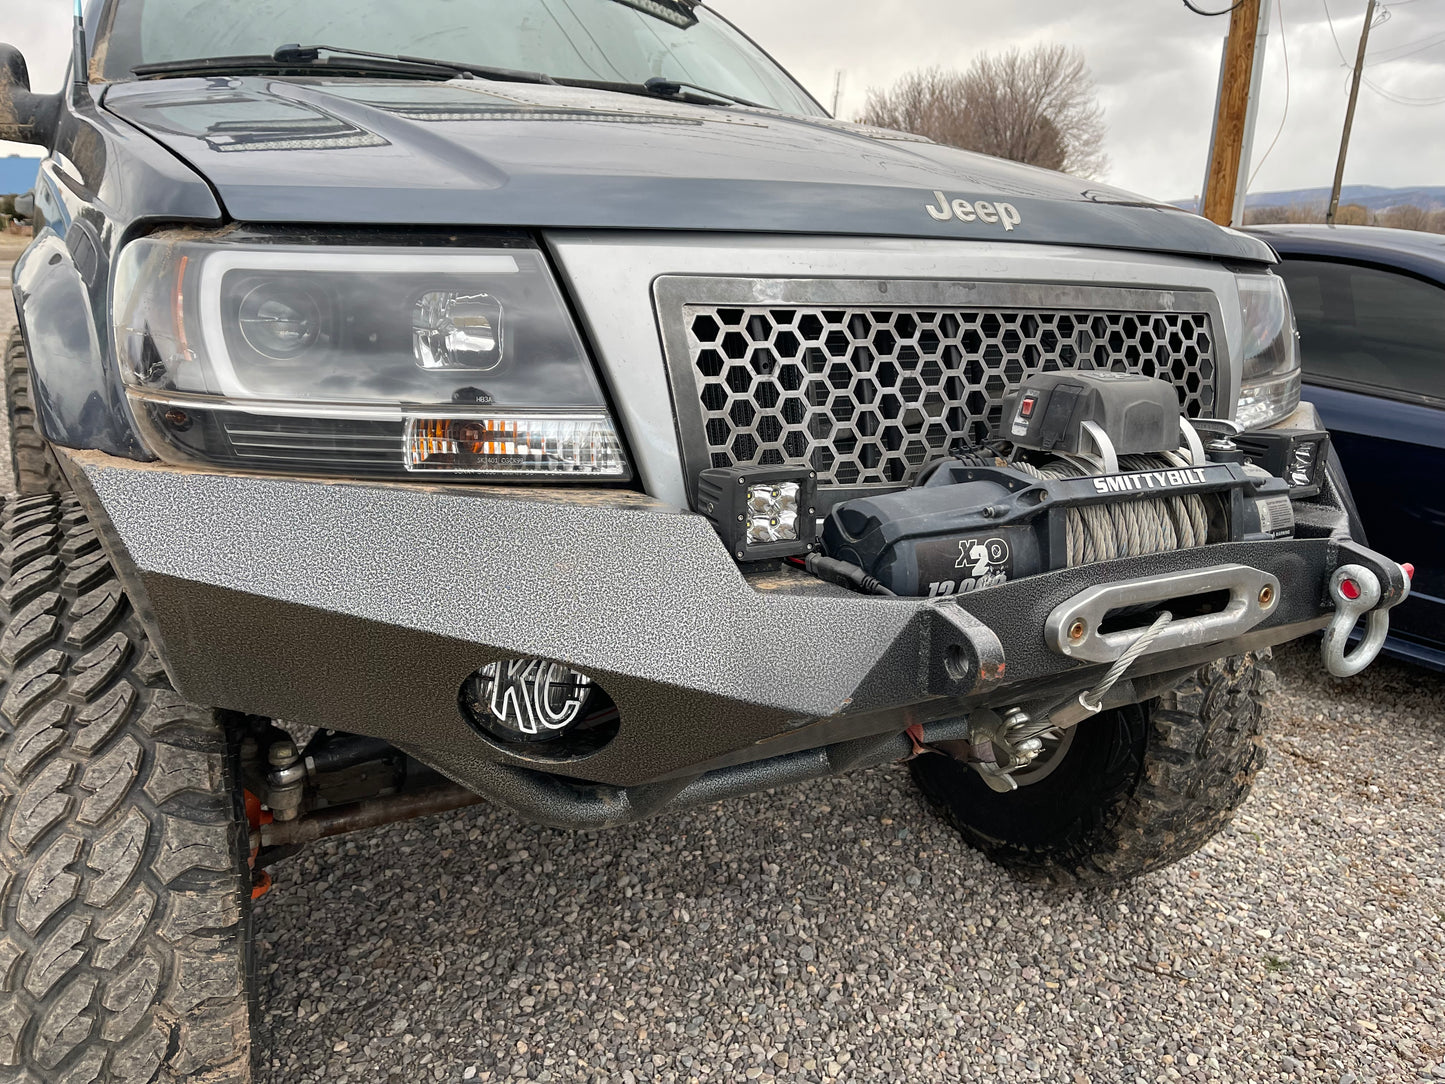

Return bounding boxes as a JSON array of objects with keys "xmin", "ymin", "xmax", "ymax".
[{"xmin": 695, "ymin": 466, "xmax": 818, "ymax": 560}]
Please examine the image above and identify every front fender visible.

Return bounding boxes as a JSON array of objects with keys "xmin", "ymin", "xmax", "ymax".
[{"xmin": 12, "ymin": 227, "xmax": 148, "ymax": 458}]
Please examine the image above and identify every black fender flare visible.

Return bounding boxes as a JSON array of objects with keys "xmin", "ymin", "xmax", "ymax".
[{"xmin": 12, "ymin": 226, "xmax": 148, "ymax": 458}]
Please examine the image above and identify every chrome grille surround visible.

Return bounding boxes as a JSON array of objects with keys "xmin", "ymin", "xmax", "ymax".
[{"xmin": 655, "ymin": 278, "xmax": 1222, "ymax": 498}]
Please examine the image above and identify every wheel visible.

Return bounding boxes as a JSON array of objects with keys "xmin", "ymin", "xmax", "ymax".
[
  {"xmin": 0, "ymin": 493, "xmax": 255, "ymax": 1082},
  {"xmin": 5, "ymin": 330, "xmax": 67, "ymax": 495},
  {"xmin": 911, "ymin": 654, "xmax": 1270, "ymax": 885}
]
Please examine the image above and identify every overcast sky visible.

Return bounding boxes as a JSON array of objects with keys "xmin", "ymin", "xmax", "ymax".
[{"xmin": 3, "ymin": 0, "xmax": 1443, "ymax": 202}]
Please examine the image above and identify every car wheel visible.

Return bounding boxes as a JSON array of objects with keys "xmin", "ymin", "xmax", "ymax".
[
  {"xmin": 5, "ymin": 331, "xmax": 67, "ymax": 496},
  {"xmin": 910, "ymin": 653, "xmax": 1270, "ymax": 885},
  {"xmin": 0, "ymin": 493, "xmax": 255, "ymax": 1082}
]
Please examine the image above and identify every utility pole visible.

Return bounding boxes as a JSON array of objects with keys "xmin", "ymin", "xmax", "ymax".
[
  {"xmin": 1201, "ymin": 0, "xmax": 1266, "ymax": 226},
  {"xmin": 1231, "ymin": 0, "xmax": 1273, "ymax": 227},
  {"xmin": 1327, "ymin": 0, "xmax": 1377, "ymax": 225},
  {"xmin": 831, "ymin": 71, "xmax": 844, "ymax": 117}
]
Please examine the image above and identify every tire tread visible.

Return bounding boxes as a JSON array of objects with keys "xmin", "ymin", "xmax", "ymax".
[
  {"xmin": 0, "ymin": 494, "xmax": 252, "ymax": 1082},
  {"xmin": 912, "ymin": 653, "xmax": 1270, "ymax": 885},
  {"xmin": 5, "ymin": 332, "xmax": 67, "ymax": 497}
]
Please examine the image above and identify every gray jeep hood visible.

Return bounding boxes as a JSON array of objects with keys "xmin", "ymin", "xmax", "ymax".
[{"xmin": 103, "ymin": 77, "xmax": 1272, "ymax": 263}]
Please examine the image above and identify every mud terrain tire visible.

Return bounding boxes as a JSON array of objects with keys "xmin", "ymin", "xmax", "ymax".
[
  {"xmin": 910, "ymin": 654, "xmax": 1270, "ymax": 885},
  {"xmin": 5, "ymin": 331, "xmax": 67, "ymax": 496},
  {"xmin": 0, "ymin": 493, "xmax": 254, "ymax": 1082}
]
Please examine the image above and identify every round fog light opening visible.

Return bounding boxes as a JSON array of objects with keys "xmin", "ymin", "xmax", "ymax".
[{"xmin": 459, "ymin": 657, "xmax": 619, "ymax": 756}]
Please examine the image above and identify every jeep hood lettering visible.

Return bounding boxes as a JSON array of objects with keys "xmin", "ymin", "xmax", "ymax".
[{"xmin": 103, "ymin": 77, "xmax": 1273, "ymax": 263}]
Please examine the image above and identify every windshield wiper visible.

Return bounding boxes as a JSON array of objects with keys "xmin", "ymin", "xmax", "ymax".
[
  {"xmin": 642, "ymin": 77, "xmax": 762, "ymax": 108},
  {"xmin": 133, "ymin": 43, "xmax": 555, "ymax": 85},
  {"xmin": 607, "ymin": 0, "xmax": 699, "ymax": 28},
  {"xmin": 550, "ymin": 75, "xmax": 765, "ymax": 109}
]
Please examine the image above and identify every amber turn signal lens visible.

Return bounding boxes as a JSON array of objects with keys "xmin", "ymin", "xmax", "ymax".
[{"xmin": 404, "ymin": 415, "xmax": 628, "ymax": 476}]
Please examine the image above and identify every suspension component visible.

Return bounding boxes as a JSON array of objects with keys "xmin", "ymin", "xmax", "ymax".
[
  {"xmin": 255, "ymin": 783, "xmax": 485, "ymax": 848},
  {"xmin": 265, "ymin": 739, "xmax": 306, "ymax": 822}
]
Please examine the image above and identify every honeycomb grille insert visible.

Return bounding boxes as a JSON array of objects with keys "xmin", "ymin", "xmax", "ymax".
[{"xmin": 679, "ymin": 303, "xmax": 1217, "ymax": 488}]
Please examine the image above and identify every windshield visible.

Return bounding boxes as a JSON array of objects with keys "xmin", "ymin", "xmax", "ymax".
[{"xmin": 98, "ymin": 0, "xmax": 825, "ymax": 115}]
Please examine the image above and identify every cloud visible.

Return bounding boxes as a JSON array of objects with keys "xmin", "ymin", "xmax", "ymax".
[
  {"xmin": 4, "ymin": 0, "xmax": 1443, "ymax": 203},
  {"xmin": 710, "ymin": 0, "xmax": 1445, "ymax": 200}
]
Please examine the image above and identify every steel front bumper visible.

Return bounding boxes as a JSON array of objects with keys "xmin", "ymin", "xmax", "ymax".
[{"xmin": 64, "ymin": 450, "xmax": 1404, "ymax": 817}]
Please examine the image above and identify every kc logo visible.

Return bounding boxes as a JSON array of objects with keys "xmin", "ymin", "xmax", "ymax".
[{"xmin": 481, "ymin": 658, "xmax": 593, "ymax": 736}]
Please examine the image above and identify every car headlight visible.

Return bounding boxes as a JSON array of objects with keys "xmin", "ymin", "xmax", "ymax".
[
  {"xmin": 1233, "ymin": 272, "xmax": 1302, "ymax": 430},
  {"xmin": 111, "ymin": 235, "xmax": 630, "ymax": 479}
]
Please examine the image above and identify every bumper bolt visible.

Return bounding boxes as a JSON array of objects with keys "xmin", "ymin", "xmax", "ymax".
[
  {"xmin": 1258, "ymin": 584, "xmax": 1275, "ymax": 607},
  {"xmin": 1067, "ymin": 619, "xmax": 1087, "ymax": 643}
]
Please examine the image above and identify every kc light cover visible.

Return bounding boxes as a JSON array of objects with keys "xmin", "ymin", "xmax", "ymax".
[{"xmin": 111, "ymin": 233, "xmax": 630, "ymax": 480}]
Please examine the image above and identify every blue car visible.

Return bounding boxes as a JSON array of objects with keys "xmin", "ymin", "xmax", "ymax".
[{"xmin": 1251, "ymin": 225, "xmax": 1445, "ymax": 669}]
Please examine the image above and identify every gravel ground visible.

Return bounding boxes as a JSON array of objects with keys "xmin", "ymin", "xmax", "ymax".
[
  {"xmin": 250, "ymin": 645, "xmax": 1445, "ymax": 1084},
  {"xmin": 3, "ymin": 289, "xmax": 1442, "ymax": 1083}
]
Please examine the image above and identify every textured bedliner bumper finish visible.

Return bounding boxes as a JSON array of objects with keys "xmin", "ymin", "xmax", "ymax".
[{"xmin": 64, "ymin": 450, "xmax": 1373, "ymax": 811}]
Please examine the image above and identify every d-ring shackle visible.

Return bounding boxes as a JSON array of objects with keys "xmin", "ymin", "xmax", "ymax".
[{"xmin": 1321, "ymin": 564, "xmax": 1403, "ymax": 678}]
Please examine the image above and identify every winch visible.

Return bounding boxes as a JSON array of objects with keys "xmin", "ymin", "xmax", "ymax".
[{"xmin": 822, "ymin": 372, "xmax": 1317, "ymax": 598}]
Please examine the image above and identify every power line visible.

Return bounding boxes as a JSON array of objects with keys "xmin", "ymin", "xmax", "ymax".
[
  {"xmin": 1248, "ymin": 0, "xmax": 1291, "ymax": 188},
  {"xmin": 1182, "ymin": 0, "xmax": 1246, "ymax": 14},
  {"xmin": 1323, "ymin": 1, "xmax": 1445, "ymax": 105},
  {"xmin": 1361, "ymin": 73, "xmax": 1445, "ymax": 104},
  {"xmin": 1369, "ymin": 30, "xmax": 1445, "ymax": 64},
  {"xmin": 1321, "ymin": 0, "xmax": 1352, "ymax": 66}
]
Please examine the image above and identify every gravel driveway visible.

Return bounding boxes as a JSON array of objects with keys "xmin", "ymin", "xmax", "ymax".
[
  {"xmin": 252, "ymin": 645, "xmax": 1444, "ymax": 1084},
  {"xmin": 3, "ymin": 291, "xmax": 1441, "ymax": 1084}
]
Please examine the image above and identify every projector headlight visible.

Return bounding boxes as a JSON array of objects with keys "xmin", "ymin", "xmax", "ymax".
[
  {"xmin": 111, "ymin": 235, "xmax": 629, "ymax": 479},
  {"xmin": 1234, "ymin": 272, "xmax": 1302, "ymax": 431}
]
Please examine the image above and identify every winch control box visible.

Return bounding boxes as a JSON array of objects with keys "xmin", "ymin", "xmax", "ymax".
[{"xmin": 1002, "ymin": 372, "xmax": 1182, "ymax": 457}]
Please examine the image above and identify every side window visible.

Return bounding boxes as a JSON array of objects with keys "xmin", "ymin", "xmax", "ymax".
[{"xmin": 1274, "ymin": 257, "xmax": 1445, "ymax": 402}]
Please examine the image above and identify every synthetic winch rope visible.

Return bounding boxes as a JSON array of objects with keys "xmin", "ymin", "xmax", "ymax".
[{"xmin": 1012, "ymin": 451, "xmax": 1209, "ymax": 565}]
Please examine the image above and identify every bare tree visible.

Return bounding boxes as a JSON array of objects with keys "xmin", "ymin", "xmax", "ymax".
[
  {"xmin": 1242, "ymin": 201, "xmax": 1445, "ymax": 233},
  {"xmin": 1379, "ymin": 203, "xmax": 1432, "ymax": 231},
  {"xmin": 858, "ymin": 46, "xmax": 1108, "ymax": 178}
]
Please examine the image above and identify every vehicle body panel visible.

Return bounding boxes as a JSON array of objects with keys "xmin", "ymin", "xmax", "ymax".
[
  {"xmin": 98, "ymin": 77, "xmax": 1275, "ymax": 262},
  {"xmin": 9, "ymin": 89, "xmax": 221, "ymax": 455},
  {"xmin": 1305, "ymin": 385, "xmax": 1445, "ymax": 665},
  {"xmin": 547, "ymin": 232, "xmax": 1250, "ymax": 507},
  {"xmin": 1250, "ymin": 224, "xmax": 1445, "ymax": 667},
  {"xmin": 65, "ymin": 445, "xmax": 1347, "ymax": 796}
]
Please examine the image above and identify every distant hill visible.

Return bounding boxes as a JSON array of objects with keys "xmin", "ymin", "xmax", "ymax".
[{"xmin": 1174, "ymin": 184, "xmax": 1445, "ymax": 214}]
